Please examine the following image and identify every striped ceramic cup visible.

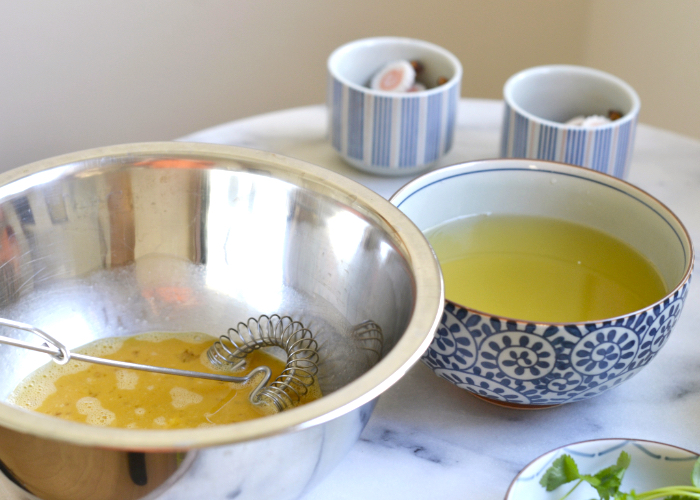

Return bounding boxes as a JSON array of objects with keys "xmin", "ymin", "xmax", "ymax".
[
  {"xmin": 500, "ymin": 65, "xmax": 640, "ymax": 179},
  {"xmin": 327, "ymin": 37, "xmax": 462, "ymax": 176}
]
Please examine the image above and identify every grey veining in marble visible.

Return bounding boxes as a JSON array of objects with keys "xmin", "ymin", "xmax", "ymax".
[{"xmin": 179, "ymin": 100, "xmax": 700, "ymax": 499}]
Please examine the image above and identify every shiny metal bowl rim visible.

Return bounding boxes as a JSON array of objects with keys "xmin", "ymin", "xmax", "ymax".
[{"xmin": 0, "ymin": 142, "xmax": 444, "ymax": 450}]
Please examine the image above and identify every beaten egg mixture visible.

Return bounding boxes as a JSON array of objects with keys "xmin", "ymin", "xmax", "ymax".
[{"xmin": 9, "ymin": 332, "xmax": 321, "ymax": 429}]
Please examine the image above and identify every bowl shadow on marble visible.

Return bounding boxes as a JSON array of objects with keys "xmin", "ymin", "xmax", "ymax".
[
  {"xmin": 390, "ymin": 158, "xmax": 694, "ymax": 408},
  {"xmin": 505, "ymin": 438, "xmax": 699, "ymax": 500}
]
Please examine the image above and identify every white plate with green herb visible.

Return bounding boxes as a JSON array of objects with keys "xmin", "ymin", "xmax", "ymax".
[{"xmin": 505, "ymin": 438, "xmax": 699, "ymax": 499}]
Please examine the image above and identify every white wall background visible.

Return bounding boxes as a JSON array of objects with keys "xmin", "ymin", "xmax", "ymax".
[{"xmin": 0, "ymin": 0, "xmax": 698, "ymax": 172}]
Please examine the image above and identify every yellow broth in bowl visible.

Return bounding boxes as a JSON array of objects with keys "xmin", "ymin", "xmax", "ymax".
[{"xmin": 425, "ymin": 214, "xmax": 667, "ymax": 323}]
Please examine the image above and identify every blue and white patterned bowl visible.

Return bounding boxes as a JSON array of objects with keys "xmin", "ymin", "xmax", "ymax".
[
  {"xmin": 327, "ymin": 37, "xmax": 462, "ymax": 176},
  {"xmin": 501, "ymin": 65, "xmax": 640, "ymax": 179},
  {"xmin": 390, "ymin": 159, "xmax": 694, "ymax": 407},
  {"xmin": 506, "ymin": 439, "xmax": 699, "ymax": 499}
]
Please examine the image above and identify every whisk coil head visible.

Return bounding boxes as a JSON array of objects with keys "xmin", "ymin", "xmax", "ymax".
[{"xmin": 207, "ymin": 315, "xmax": 320, "ymax": 412}]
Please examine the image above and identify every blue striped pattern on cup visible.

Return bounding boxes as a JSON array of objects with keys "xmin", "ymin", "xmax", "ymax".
[
  {"xmin": 499, "ymin": 102, "xmax": 638, "ymax": 179},
  {"xmin": 329, "ymin": 74, "xmax": 460, "ymax": 173}
]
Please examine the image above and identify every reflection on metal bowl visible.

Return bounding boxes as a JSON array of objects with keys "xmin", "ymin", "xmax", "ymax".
[{"xmin": 0, "ymin": 143, "xmax": 443, "ymax": 500}]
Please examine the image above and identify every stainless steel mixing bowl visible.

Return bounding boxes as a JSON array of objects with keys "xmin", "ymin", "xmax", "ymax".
[{"xmin": 0, "ymin": 143, "xmax": 443, "ymax": 500}]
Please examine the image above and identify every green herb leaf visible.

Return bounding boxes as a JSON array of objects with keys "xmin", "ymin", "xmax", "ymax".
[
  {"xmin": 590, "ymin": 464, "xmax": 627, "ymax": 499},
  {"xmin": 538, "ymin": 450, "xmax": 700, "ymax": 500},
  {"xmin": 573, "ymin": 451, "xmax": 629, "ymax": 500},
  {"xmin": 692, "ymin": 457, "xmax": 700, "ymax": 488},
  {"xmin": 540, "ymin": 454, "xmax": 581, "ymax": 491},
  {"xmin": 593, "ymin": 460, "xmax": 629, "ymax": 500},
  {"xmin": 617, "ymin": 451, "xmax": 632, "ymax": 470},
  {"xmin": 580, "ymin": 473, "xmax": 601, "ymax": 487}
]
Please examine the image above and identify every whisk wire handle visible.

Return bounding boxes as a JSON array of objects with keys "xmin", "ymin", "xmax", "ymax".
[
  {"xmin": 0, "ymin": 318, "xmax": 71, "ymax": 365},
  {"xmin": 0, "ymin": 319, "xmax": 273, "ymax": 390}
]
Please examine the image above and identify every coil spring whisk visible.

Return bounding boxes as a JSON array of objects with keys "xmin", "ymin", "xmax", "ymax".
[{"xmin": 207, "ymin": 314, "xmax": 320, "ymax": 412}]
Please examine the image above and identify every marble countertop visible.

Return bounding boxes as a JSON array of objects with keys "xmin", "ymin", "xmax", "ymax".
[{"xmin": 179, "ymin": 99, "xmax": 700, "ymax": 500}]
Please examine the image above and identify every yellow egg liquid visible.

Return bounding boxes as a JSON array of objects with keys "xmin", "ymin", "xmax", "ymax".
[
  {"xmin": 425, "ymin": 214, "xmax": 667, "ymax": 323},
  {"xmin": 9, "ymin": 332, "xmax": 321, "ymax": 429}
]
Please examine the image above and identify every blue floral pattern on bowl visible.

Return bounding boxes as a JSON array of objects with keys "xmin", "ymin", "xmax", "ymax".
[
  {"xmin": 391, "ymin": 159, "xmax": 695, "ymax": 407},
  {"xmin": 422, "ymin": 280, "xmax": 690, "ymax": 406}
]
